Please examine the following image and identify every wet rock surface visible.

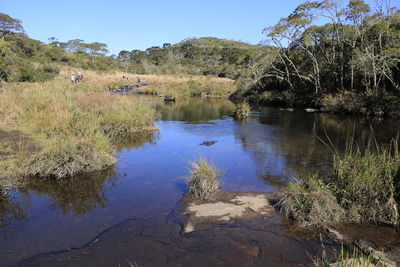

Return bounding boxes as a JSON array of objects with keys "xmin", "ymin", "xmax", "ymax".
[
  {"xmin": 14, "ymin": 203, "xmax": 322, "ymax": 267},
  {"xmin": 181, "ymin": 190, "xmax": 275, "ymax": 234}
]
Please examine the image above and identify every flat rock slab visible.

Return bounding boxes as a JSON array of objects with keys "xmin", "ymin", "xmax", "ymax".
[{"xmin": 181, "ymin": 190, "xmax": 275, "ymax": 233}]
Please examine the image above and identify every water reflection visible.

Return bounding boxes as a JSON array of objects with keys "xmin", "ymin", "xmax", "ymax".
[
  {"xmin": 22, "ymin": 170, "xmax": 117, "ymax": 217},
  {"xmin": 0, "ymin": 193, "xmax": 27, "ymax": 238},
  {"xmin": 234, "ymin": 109, "xmax": 400, "ymax": 188},
  {"xmin": 136, "ymin": 95, "xmax": 235, "ymax": 123},
  {"xmin": 1, "ymin": 97, "xmax": 399, "ymax": 266},
  {"xmin": 1, "ymin": 131, "xmax": 157, "ymax": 222},
  {"xmin": 113, "ymin": 131, "xmax": 159, "ymax": 151}
]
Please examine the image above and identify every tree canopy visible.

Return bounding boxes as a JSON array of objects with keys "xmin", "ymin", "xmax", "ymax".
[{"xmin": 0, "ymin": 13, "xmax": 24, "ymax": 37}]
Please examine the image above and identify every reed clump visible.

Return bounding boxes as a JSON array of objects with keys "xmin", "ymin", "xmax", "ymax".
[
  {"xmin": 274, "ymin": 175, "xmax": 346, "ymax": 227},
  {"xmin": 274, "ymin": 139, "xmax": 400, "ymax": 227},
  {"xmin": 188, "ymin": 158, "xmax": 224, "ymax": 200}
]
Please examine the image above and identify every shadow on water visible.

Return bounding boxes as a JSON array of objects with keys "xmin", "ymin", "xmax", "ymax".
[{"xmin": 1, "ymin": 97, "xmax": 399, "ymax": 266}]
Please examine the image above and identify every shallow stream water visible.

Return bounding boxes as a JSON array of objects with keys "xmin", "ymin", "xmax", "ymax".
[{"xmin": 0, "ymin": 96, "xmax": 399, "ymax": 266}]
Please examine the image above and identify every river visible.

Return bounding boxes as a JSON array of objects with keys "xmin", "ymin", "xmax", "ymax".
[{"xmin": 0, "ymin": 96, "xmax": 399, "ymax": 266}]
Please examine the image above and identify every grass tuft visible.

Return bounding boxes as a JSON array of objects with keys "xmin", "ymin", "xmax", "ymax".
[
  {"xmin": 274, "ymin": 175, "xmax": 346, "ymax": 227},
  {"xmin": 188, "ymin": 157, "xmax": 224, "ymax": 200}
]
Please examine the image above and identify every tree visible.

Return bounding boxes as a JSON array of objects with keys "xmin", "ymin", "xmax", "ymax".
[
  {"xmin": 85, "ymin": 42, "xmax": 109, "ymax": 56},
  {"xmin": 118, "ymin": 50, "xmax": 131, "ymax": 61},
  {"xmin": 130, "ymin": 50, "xmax": 145, "ymax": 64},
  {"xmin": 0, "ymin": 13, "xmax": 24, "ymax": 38}
]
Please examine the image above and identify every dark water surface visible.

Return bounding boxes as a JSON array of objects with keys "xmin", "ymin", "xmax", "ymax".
[{"xmin": 1, "ymin": 96, "xmax": 399, "ymax": 266}]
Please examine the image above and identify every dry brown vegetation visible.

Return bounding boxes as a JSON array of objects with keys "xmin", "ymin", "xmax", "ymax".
[
  {"xmin": 105, "ymin": 72, "xmax": 236, "ymax": 97},
  {"xmin": 0, "ymin": 68, "xmax": 158, "ymax": 187}
]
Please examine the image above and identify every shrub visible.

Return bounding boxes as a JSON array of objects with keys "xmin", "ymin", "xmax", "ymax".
[
  {"xmin": 321, "ymin": 92, "xmax": 365, "ymax": 114},
  {"xmin": 188, "ymin": 158, "xmax": 224, "ymax": 200},
  {"xmin": 234, "ymin": 103, "xmax": 250, "ymax": 119}
]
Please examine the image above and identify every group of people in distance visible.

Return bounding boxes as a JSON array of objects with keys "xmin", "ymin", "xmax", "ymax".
[
  {"xmin": 123, "ymin": 75, "xmax": 141, "ymax": 83},
  {"xmin": 70, "ymin": 72, "xmax": 83, "ymax": 84}
]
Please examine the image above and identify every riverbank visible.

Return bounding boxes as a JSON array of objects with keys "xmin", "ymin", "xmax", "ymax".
[
  {"xmin": 126, "ymin": 74, "xmax": 236, "ymax": 98},
  {"xmin": 231, "ymin": 89, "xmax": 400, "ymax": 118},
  {"xmin": 274, "ymin": 139, "xmax": 400, "ymax": 228},
  {"xmin": 0, "ymin": 69, "xmax": 158, "ymax": 189}
]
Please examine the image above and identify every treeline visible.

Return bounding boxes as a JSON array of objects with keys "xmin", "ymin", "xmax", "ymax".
[
  {"xmin": 117, "ymin": 37, "xmax": 276, "ymax": 80},
  {"xmin": 1, "ymin": 10, "xmax": 275, "ymax": 84},
  {"xmin": 234, "ymin": 0, "xmax": 400, "ymax": 117},
  {"xmin": 0, "ymin": 13, "xmax": 123, "ymax": 83}
]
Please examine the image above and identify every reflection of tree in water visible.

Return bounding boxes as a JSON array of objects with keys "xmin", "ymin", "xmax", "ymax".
[
  {"xmin": 113, "ymin": 131, "xmax": 159, "ymax": 151},
  {"xmin": 156, "ymin": 97, "xmax": 235, "ymax": 123},
  {"xmin": 235, "ymin": 109, "xmax": 399, "ymax": 188},
  {"xmin": 0, "ymin": 193, "xmax": 27, "ymax": 237},
  {"xmin": 23, "ymin": 169, "xmax": 117, "ymax": 217}
]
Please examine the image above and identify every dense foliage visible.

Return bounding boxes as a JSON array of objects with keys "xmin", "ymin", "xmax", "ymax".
[{"xmin": 236, "ymin": 0, "xmax": 400, "ymax": 117}]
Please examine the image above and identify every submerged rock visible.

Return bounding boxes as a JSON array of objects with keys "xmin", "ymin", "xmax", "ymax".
[
  {"xmin": 199, "ymin": 141, "xmax": 217, "ymax": 146},
  {"xmin": 181, "ymin": 190, "xmax": 275, "ymax": 233}
]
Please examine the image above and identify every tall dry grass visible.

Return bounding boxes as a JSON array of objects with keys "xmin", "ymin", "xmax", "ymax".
[
  {"xmin": 0, "ymin": 69, "xmax": 158, "ymax": 183},
  {"xmin": 108, "ymin": 73, "xmax": 235, "ymax": 97}
]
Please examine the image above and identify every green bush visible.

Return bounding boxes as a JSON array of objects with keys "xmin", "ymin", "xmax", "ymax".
[
  {"xmin": 234, "ymin": 103, "xmax": 251, "ymax": 119},
  {"xmin": 18, "ymin": 64, "xmax": 60, "ymax": 82}
]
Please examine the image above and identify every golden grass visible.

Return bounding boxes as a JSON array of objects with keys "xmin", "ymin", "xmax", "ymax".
[
  {"xmin": 0, "ymin": 68, "xmax": 158, "ymax": 183},
  {"xmin": 86, "ymin": 68, "xmax": 237, "ymax": 97}
]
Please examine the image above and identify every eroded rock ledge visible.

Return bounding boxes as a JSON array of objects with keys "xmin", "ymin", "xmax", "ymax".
[{"xmin": 181, "ymin": 190, "xmax": 275, "ymax": 234}]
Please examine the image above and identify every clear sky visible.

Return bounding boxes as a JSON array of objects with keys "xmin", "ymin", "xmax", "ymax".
[{"xmin": 2, "ymin": 0, "xmax": 396, "ymax": 55}]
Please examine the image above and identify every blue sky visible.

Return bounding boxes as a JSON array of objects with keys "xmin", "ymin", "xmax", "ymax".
[{"xmin": 2, "ymin": 0, "xmax": 395, "ymax": 55}]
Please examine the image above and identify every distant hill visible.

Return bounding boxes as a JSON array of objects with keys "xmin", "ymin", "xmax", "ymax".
[
  {"xmin": 118, "ymin": 37, "xmax": 277, "ymax": 80},
  {"xmin": 174, "ymin": 37, "xmax": 261, "ymax": 49}
]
